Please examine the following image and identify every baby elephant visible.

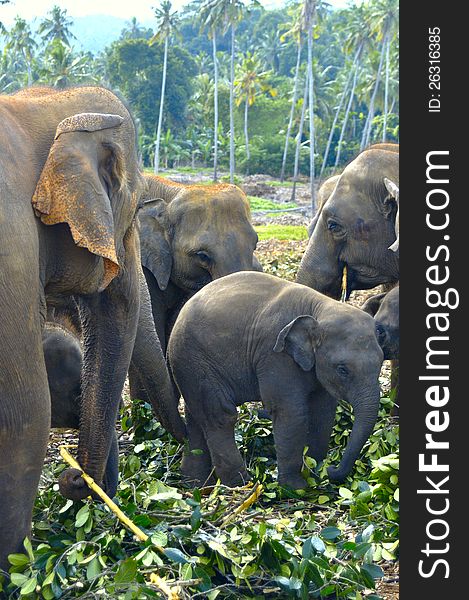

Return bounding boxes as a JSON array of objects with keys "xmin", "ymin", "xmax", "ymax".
[
  {"xmin": 43, "ymin": 323, "xmax": 119, "ymax": 495},
  {"xmin": 168, "ymin": 272, "xmax": 385, "ymax": 489}
]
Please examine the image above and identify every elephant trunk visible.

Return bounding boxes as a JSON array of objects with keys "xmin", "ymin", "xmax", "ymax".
[
  {"xmin": 131, "ymin": 271, "xmax": 187, "ymax": 442},
  {"xmin": 296, "ymin": 229, "xmax": 343, "ymax": 299},
  {"xmin": 327, "ymin": 386, "xmax": 380, "ymax": 482}
]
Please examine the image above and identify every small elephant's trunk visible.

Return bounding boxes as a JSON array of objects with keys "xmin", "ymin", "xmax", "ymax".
[{"xmin": 328, "ymin": 387, "xmax": 380, "ymax": 482}]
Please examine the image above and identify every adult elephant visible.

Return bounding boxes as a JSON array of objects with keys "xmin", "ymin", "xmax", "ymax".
[
  {"xmin": 135, "ymin": 174, "xmax": 260, "ymax": 352},
  {"xmin": 307, "ymin": 143, "xmax": 399, "ymax": 239},
  {"xmin": 0, "ymin": 86, "xmax": 181, "ymax": 567},
  {"xmin": 296, "ymin": 145, "xmax": 399, "ymax": 299}
]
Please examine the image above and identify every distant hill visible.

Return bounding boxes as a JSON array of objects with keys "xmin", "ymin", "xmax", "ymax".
[
  {"xmin": 70, "ymin": 15, "xmax": 154, "ymax": 55},
  {"xmin": 0, "ymin": 14, "xmax": 155, "ymax": 55}
]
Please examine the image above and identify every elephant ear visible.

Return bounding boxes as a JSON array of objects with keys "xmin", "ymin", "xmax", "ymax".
[
  {"xmin": 361, "ymin": 292, "xmax": 386, "ymax": 317},
  {"xmin": 384, "ymin": 177, "xmax": 400, "ymax": 252},
  {"xmin": 32, "ymin": 112, "xmax": 125, "ymax": 291},
  {"xmin": 138, "ymin": 199, "xmax": 172, "ymax": 291},
  {"xmin": 273, "ymin": 315, "xmax": 322, "ymax": 372}
]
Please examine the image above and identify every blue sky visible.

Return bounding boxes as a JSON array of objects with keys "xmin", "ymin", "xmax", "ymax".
[{"xmin": 1, "ymin": 0, "xmax": 353, "ymax": 26}]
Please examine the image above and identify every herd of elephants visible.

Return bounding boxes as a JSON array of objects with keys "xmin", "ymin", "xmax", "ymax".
[{"xmin": 0, "ymin": 86, "xmax": 399, "ymax": 569}]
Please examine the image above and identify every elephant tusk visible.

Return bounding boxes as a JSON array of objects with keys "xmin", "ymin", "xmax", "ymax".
[{"xmin": 340, "ymin": 265, "xmax": 348, "ymax": 303}]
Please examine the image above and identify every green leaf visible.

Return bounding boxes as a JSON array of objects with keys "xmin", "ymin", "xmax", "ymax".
[
  {"xmin": 361, "ymin": 563, "xmax": 384, "ymax": 580},
  {"xmin": 151, "ymin": 531, "xmax": 168, "ymax": 548},
  {"xmin": 75, "ymin": 504, "xmax": 90, "ymax": 528},
  {"xmin": 7, "ymin": 553, "xmax": 30, "ymax": 567},
  {"xmin": 164, "ymin": 548, "xmax": 190, "ymax": 564},
  {"xmin": 321, "ymin": 526, "xmax": 341, "ymax": 541},
  {"xmin": 20, "ymin": 576, "xmax": 37, "ymax": 596},
  {"xmin": 339, "ymin": 487, "xmax": 354, "ymax": 499},
  {"xmin": 86, "ymin": 556, "xmax": 102, "ymax": 580},
  {"xmin": 22, "ymin": 537, "xmax": 35, "ymax": 562},
  {"xmin": 115, "ymin": 558, "xmax": 138, "ymax": 584},
  {"xmin": 10, "ymin": 573, "xmax": 29, "ymax": 587}
]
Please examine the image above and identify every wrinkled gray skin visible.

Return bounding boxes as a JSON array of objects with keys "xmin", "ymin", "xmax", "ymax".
[
  {"xmin": 362, "ymin": 285, "xmax": 399, "ymax": 415},
  {"xmin": 362, "ymin": 285, "xmax": 399, "ymax": 361},
  {"xmin": 42, "ymin": 322, "xmax": 121, "ymax": 492},
  {"xmin": 307, "ymin": 174, "xmax": 340, "ymax": 237},
  {"xmin": 0, "ymin": 86, "xmax": 181, "ymax": 567},
  {"xmin": 129, "ymin": 175, "xmax": 260, "ymax": 405},
  {"xmin": 297, "ymin": 146, "xmax": 399, "ymax": 299},
  {"xmin": 136, "ymin": 175, "xmax": 260, "ymax": 352},
  {"xmin": 168, "ymin": 272, "xmax": 385, "ymax": 489}
]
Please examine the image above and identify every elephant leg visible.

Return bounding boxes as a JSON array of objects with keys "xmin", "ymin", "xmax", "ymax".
[
  {"xmin": 259, "ymin": 377, "xmax": 310, "ymax": 489},
  {"xmin": 128, "ymin": 363, "xmax": 149, "ymax": 404},
  {"xmin": 307, "ymin": 388, "xmax": 338, "ymax": 463},
  {"xmin": 204, "ymin": 417, "xmax": 250, "ymax": 488},
  {"xmin": 181, "ymin": 410, "xmax": 214, "ymax": 487},
  {"xmin": 0, "ymin": 244, "xmax": 50, "ymax": 568}
]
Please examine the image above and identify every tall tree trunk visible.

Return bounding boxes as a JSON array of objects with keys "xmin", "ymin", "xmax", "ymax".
[
  {"xmin": 280, "ymin": 39, "xmax": 302, "ymax": 182},
  {"xmin": 307, "ymin": 21, "xmax": 316, "ymax": 212},
  {"xmin": 290, "ymin": 72, "xmax": 309, "ymax": 204},
  {"xmin": 154, "ymin": 36, "xmax": 168, "ymax": 175},
  {"xmin": 382, "ymin": 35, "xmax": 390, "ymax": 142},
  {"xmin": 244, "ymin": 95, "xmax": 250, "ymax": 175},
  {"xmin": 360, "ymin": 32, "xmax": 387, "ymax": 151},
  {"xmin": 335, "ymin": 61, "xmax": 359, "ymax": 168},
  {"xmin": 320, "ymin": 46, "xmax": 361, "ymax": 178},
  {"xmin": 212, "ymin": 30, "xmax": 219, "ymax": 181},
  {"xmin": 229, "ymin": 24, "xmax": 236, "ymax": 183}
]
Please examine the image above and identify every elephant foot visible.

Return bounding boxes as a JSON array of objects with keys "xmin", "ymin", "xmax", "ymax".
[
  {"xmin": 278, "ymin": 473, "xmax": 307, "ymax": 490},
  {"xmin": 217, "ymin": 467, "xmax": 251, "ymax": 488},
  {"xmin": 327, "ymin": 465, "xmax": 348, "ymax": 483},
  {"xmin": 181, "ymin": 452, "xmax": 214, "ymax": 489}
]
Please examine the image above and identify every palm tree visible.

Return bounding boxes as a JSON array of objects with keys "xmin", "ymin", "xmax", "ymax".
[
  {"xmin": 40, "ymin": 40, "xmax": 95, "ymax": 88},
  {"xmin": 279, "ymin": 4, "xmax": 304, "ymax": 182},
  {"xmin": 234, "ymin": 52, "xmax": 276, "ymax": 174},
  {"xmin": 360, "ymin": 0, "xmax": 398, "ymax": 149},
  {"xmin": 200, "ymin": 0, "xmax": 259, "ymax": 183},
  {"xmin": 4, "ymin": 17, "xmax": 37, "ymax": 85},
  {"xmin": 38, "ymin": 5, "xmax": 76, "ymax": 47},
  {"xmin": 150, "ymin": 1, "xmax": 179, "ymax": 175},
  {"xmin": 291, "ymin": 70, "xmax": 309, "ymax": 204},
  {"xmin": 120, "ymin": 17, "xmax": 152, "ymax": 40},
  {"xmin": 302, "ymin": 0, "xmax": 318, "ymax": 210},
  {"xmin": 259, "ymin": 29, "xmax": 283, "ymax": 73},
  {"xmin": 333, "ymin": 3, "xmax": 373, "ymax": 167},
  {"xmin": 198, "ymin": 0, "xmax": 224, "ymax": 181}
]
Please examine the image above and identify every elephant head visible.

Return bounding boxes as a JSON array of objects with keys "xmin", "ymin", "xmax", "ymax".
[
  {"xmin": 274, "ymin": 307, "xmax": 385, "ymax": 482},
  {"xmin": 138, "ymin": 175, "xmax": 259, "ymax": 294},
  {"xmin": 362, "ymin": 285, "xmax": 399, "ymax": 360},
  {"xmin": 297, "ymin": 147, "xmax": 399, "ymax": 298}
]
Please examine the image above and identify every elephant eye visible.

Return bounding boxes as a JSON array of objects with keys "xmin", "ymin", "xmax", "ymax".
[
  {"xmin": 336, "ymin": 364, "xmax": 349, "ymax": 378},
  {"xmin": 196, "ymin": 251, "xmax": 212, "ymax": 264},
  {"xmin": 327, "ymin": 219, "xmax": 344, "ymax": 234}
]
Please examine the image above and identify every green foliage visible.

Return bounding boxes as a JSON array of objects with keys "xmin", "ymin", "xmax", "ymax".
[
  {"xmin": 255, "ymin": 224, "xmax": 308, "ymax": 241},
  {"xmin": 1, "ymin": 392, "xmax": 398, "ymax": 598}
]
